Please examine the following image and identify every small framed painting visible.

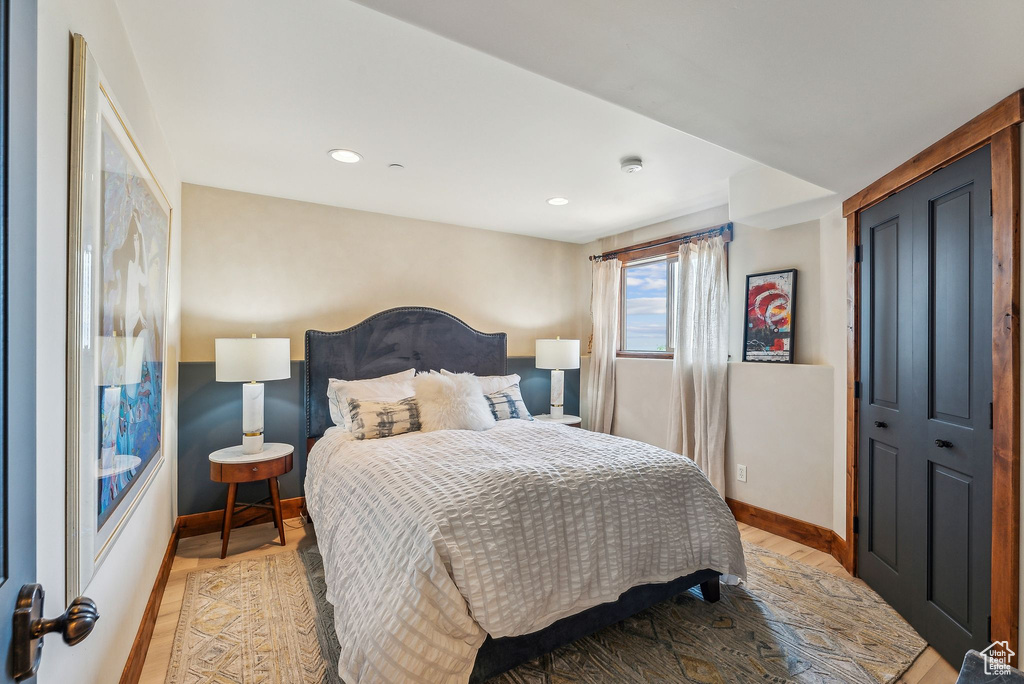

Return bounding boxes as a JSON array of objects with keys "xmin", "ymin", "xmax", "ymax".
[
  {"xmin": 66, "ymin": 34, "xmax": 172, "ymax": 601},
  {"xmin": 743, "ymin": 269, "xmax": 797, "ymax": 363}
]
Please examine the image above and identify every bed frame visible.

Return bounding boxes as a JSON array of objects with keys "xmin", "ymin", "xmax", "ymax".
[{"xmin": 304, "ymin": 306, "xmax": 721, "ymax": 682}]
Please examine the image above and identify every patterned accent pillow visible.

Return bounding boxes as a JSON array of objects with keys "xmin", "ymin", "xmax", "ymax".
[
  {"xmin": 484, "ymin": 384, "xmax": 533, "ymax": 421},
  {"xmin": 327, "ymin": 369, "xmax": 416, "ymax": 428},
  {"xmin": 345, "ymin": 397, "xmax": 421, "ymax": 440}
]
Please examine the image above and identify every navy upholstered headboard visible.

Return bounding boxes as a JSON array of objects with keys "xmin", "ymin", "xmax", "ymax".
[{"xmin": 305, "ymin": 307, "xmax": 508, "ymax": 440}]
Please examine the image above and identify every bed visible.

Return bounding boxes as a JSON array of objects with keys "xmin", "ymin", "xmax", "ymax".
[{"xmin": 304, "ymin": 307, "xmax": 746, "ymax": 683}]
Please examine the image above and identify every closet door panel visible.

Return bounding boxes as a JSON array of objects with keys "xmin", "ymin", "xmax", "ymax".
[{"xmin": 859, "ymin": 145, "xmax": 992, "ymax": 665}]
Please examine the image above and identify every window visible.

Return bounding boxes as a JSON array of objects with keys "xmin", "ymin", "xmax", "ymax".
[
  {"xmin": 620, "ymin": 256, "xmax": 678, "ymax": 355},
  {"xmin": 599, "ymin": 223, "xmax": 732, "ymax": 358}
]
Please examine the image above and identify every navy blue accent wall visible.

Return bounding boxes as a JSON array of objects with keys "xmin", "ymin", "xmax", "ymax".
[
  {"xmin": 507, "ymin": 358, "xmax": 580, "ymax": 420},
  {"xmin": 177, "ymin": 358, "xmax": 580, "ymax": 515}
]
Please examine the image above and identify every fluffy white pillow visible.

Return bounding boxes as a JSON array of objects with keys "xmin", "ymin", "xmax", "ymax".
[
  {"xmin": 327, "ymin": 369, "xmax": 416, "ymax": 428},
  {"xmin": 440, "ymin": 369, "xmax": 522, "ymax": 395},
  {"xmin": 414, "ymin": 371, "xmax": 496, "ymax": 432}
]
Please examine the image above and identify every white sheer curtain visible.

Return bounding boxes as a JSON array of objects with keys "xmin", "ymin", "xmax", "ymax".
[
  {"xmin": 586, "ymin": 258, "xmax": 621, "ymax": 433},
  {"xmin": 667, "ymin": 236, "xmax": 729, "ymax": 493}
]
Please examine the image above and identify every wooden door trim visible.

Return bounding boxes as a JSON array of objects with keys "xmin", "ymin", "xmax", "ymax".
[
  {"xmin": 845, "ymin": 91, "xmax": 1022, "ymax": 660},
  {"xmin": 845, "ymin": 212, "xmax": 860, "ymax": 575},
  {"xmin": 991, "ymin": 124, "xmax": 1021, "ymax": 657},
  {"xmin": 844, "ymin": 91, "xmax": 1024, "ymax": 216}
]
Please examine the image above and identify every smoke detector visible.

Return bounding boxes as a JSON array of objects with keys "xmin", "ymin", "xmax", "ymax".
[{"xmin": 620, "ymin": 157, "xmax": 643, "ymax": 173}]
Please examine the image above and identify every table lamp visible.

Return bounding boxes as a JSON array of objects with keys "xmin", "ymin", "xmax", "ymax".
[
  {"xmin": 216, "ymin": 335, "xmax": 290, "ymax": 454},
  {"xmin": 536, "ymin": 337, "xmax": 580, "ymax": 418}
]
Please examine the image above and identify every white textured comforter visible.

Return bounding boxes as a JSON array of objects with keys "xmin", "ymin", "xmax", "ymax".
[{"xmin": 306, "ymin": 419, "xmax": 746, "ymax": 684}]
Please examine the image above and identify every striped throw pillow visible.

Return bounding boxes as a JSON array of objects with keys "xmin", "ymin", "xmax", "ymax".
[
  {"xmin": 485, "ymin": 384, "xmax": 533, "ymax": 421},
  {"xmin": 345, "ymin": 397, "xmax": 421, "ymax": 440}
]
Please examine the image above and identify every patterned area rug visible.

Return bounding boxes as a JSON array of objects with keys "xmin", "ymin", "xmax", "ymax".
[
  {"xmin": 166, "ymin": 542, "xmax": 926, "ymax": 683},
  {"xmin": 166, "ymin": 549, "xmax": 335, "ymax": 684}
]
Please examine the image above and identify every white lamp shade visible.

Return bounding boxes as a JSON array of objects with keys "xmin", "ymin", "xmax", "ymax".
[
  {"xmin": 536, "ymin": 338, "xmax": 580, "ymax": 370},
  {"xmin": 215, "ymin": 337, "xmax": 291, "ymax": 382}
]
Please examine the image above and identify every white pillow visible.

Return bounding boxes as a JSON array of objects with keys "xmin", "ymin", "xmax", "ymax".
[
  {"xmin": 440, "ymin": 369, "xmax": 521, "ymax": 395},
  {"xmin": 327, "ymin": 369, "xmax": 416, "ymax": 428},
  {"xmin": 414, "ymin": 371, "xmax": 496, "ymax": 432}
]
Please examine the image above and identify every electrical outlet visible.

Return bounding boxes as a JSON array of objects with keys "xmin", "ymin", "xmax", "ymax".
[{"xmin": 737, "ymin": 464, "xmax": 747, "ymax": 483}]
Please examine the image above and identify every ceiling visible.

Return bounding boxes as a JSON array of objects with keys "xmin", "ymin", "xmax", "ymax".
[
  {"xmin": 354, "ymin": 0, "xmax": 1024, "ymax": 199},
  {"xmin": 117, "ymin": 1, "xmax": 1024, "ymax": 243},
  {"xmin": 114, "ymin": 0, "xmax": 762, "ymax": 243}
]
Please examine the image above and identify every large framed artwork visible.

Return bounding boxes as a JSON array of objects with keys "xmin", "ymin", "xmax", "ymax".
[
  {"xmin": 742, "ymin": 269, "xmax": 797, "ymax": 363},
  {"xmin": 66, "ymin": 35, "xmax": 172, "ymax": 600}
]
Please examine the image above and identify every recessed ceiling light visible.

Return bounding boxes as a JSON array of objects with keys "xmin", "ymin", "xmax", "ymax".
[
  {"xmin": 388, "ymin": 163, "xmax": 404, "ymax": 169},
  {"xmin": 329, "ymin": 148, "xmax": 362, "ymax": 163},
  {"xmin": 547, "ymin": 197, "xmax": 569, "ymax": 206}
]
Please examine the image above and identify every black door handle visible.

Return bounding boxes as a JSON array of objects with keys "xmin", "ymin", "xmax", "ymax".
[
  {"xmin": 13, "ymin": 584, "xmax": 99, "ymax": 681},
  {"xmin": 935, "ymin": 439, "xmax": 954, "ymax": 449},
  {"xmin": 874, "ymin": 421, "xmax": 887, "ymax": 428}
]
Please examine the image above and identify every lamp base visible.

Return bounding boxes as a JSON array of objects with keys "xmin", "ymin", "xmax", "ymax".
[
  {"xmin": 242, "ymin": 433, "xmax": 264, "ymax": 455},
  {"xmin": 242, "ymin": 382, "xmax": 265, "ymax": 454},
  {"xmin": 549, "ymin": 369, "xmax": 564, "ymax": 419}
]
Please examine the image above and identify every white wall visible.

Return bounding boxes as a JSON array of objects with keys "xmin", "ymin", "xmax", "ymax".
[
  {"xmin": 818, "ymin": 207, "xmax": 848, "ymax": 535},
  {"xmin": 725, "ymin": 364, "xmax": 833, "ymax": 526},
  {"xmin": 610, "ymin": 357, "xmax": 673, "ymax": 449},
  {"xmin": 36, "ymin": 1, "xmax": 181, "ymax": 681},
  {"xmin": 727, "ymin": 221, "xmax": 823, "ymax": 364},
  {"xmin": 180, "ymin": 184, "xmax": 585, "ymax": 361}
]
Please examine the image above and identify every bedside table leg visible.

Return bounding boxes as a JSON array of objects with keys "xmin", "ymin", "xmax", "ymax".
[
  {"xmin": 268, "ymin": 476, "xmax": 285, "ymax": 546},
  {"xmin": 220, "ymin": 483, "xmax": 237, "ymax": 559}
]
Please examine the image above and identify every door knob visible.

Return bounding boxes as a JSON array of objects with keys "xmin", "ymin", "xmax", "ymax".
[
  {"xmin": 874, "ymin": 421, "xmax": 888, "ymax": 428},
  {"xmin": 935, "ymin": 439, "xmax": 954, "ymax": 449},
  {"xmin": 13, "ymin": 584, "xmax": 99, "ymax": 681}
]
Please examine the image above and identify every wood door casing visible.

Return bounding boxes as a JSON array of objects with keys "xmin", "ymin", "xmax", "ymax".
[{"xmin": 845, "ymin": 90, "xmax": 1022, "ymax": 661}]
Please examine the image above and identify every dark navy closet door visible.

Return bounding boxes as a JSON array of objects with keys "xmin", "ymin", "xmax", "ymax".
[{"xmin": 859, "ymin": 145, "xmax": 992, "ymax": 666}]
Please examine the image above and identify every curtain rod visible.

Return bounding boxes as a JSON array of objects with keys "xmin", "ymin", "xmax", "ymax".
[{"xmin": 589, "ymin": 222, "xmax": 733, "ymax": 262}]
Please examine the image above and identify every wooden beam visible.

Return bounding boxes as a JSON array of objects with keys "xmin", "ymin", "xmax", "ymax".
[
  {"xmin": 991, "ymin": 124, "xmax": 1020, "ymax": 663},
  {"xmin": 176, "ymin": 496, "xmax": 306, "ymax": 539},
  {"xmin": 843, "ymin": 91, "xmax": 1024, "ymax": 216},
  {"xmin": 844, "ymin": 212, "xmax": 860, "ymax": 575},
  {"xmin": 119, "ymin": 521, "xmax": 179, "ymax": 684}
]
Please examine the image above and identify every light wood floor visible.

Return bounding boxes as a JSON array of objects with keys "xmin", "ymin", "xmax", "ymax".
[{"xmin": 140, "ymin": 518, "xmax": 958, "ymax": 683}]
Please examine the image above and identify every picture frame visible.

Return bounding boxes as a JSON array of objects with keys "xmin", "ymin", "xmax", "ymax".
[
  {"xmin": 742, "ymin": 268, "xmax": 797, "ymax": 363},
  {"xmin": 66, "ymin": 34, "xmax": 173, "ymax": 601}
]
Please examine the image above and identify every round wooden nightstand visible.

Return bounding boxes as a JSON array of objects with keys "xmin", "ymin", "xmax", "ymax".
[
  {"xmin": 210, "ymin": 442, "xmax": 294, "ymax": 559},
  {"xmin": 534, "ymin": 414, "xmax": 582, "ymax": 428}
]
